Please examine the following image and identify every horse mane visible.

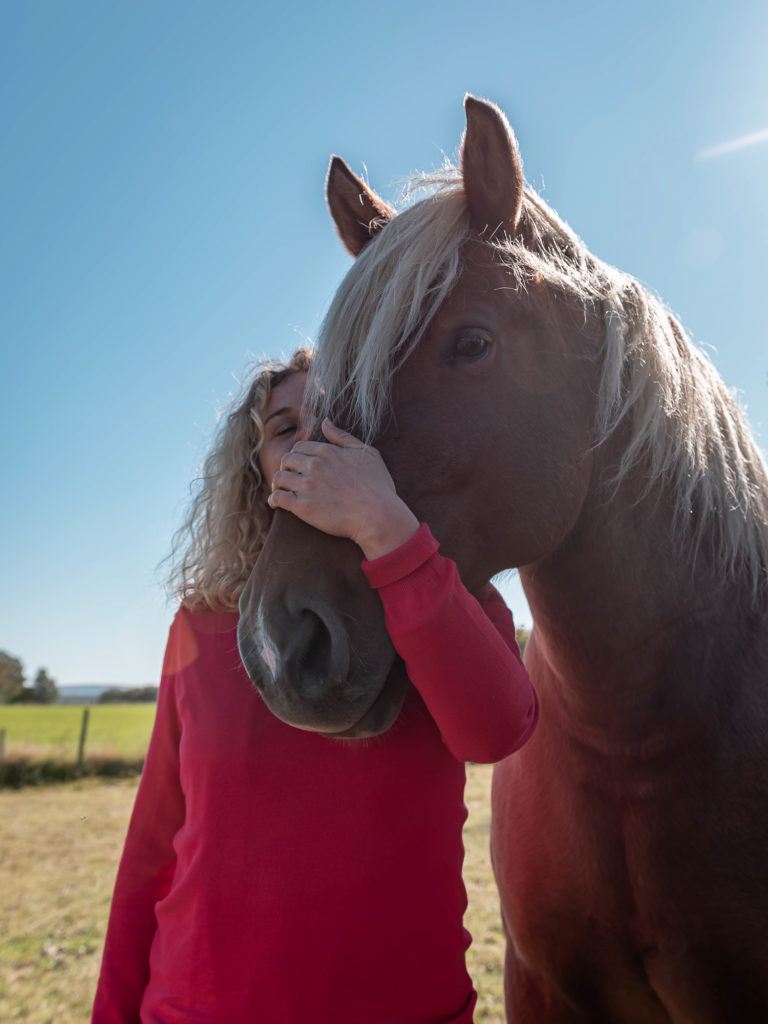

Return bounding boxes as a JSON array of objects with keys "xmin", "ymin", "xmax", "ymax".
[{"xmin": 309, "ymin": 166, "xmax": 768, "ymax": 597}]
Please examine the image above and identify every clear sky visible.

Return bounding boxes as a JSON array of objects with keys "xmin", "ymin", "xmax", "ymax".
[{"xmin": 2, "ymin": 1, "xmax": 767, "ymax": 685}]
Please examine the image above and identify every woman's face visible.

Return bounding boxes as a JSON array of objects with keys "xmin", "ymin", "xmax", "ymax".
[{"xmin": 258, "ymin": 371, "xmax": 307, "ymax": 491}]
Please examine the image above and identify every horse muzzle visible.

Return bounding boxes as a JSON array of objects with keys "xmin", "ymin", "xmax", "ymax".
[{"xmin": 237, "ymin": 513, "xmax": 406, "ymax": 738}]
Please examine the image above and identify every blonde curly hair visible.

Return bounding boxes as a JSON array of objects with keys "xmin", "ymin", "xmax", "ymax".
[{"xmin": 167, "ymin": 347, "xmax": 312, "ymax": 611}]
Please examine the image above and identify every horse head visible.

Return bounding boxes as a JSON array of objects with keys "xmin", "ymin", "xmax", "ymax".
[{"xmin": 238, "ymin": 96, "xmax": 603, "ymax": 736}]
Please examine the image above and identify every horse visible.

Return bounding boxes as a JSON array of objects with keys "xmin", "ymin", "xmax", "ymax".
[{"xmin": 237, "ymin": 96, "xmax": 768, "ymax": 1022}]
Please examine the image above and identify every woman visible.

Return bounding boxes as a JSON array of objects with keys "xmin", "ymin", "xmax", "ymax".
[{"xmin": 92, "ymin": 347, "xmax": 538, "ymax": 1023}]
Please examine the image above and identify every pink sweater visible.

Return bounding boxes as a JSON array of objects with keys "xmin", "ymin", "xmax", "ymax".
[{"xmin": 92, "ymin": 525, "xmax": 537, "ymax": 1023}]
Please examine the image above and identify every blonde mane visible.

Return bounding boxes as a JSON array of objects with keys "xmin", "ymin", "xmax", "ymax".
[{"xmin": 309, "ymin": 167, "xmax": 768, "ymax": 595}]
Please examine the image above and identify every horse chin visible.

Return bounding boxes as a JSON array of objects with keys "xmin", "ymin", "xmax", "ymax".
[
  {"xmin": 319, "ymin": 658, "xmax": 409, "ymax": 740},
  {"xmin": 245, "ymin": 646, "xmax": 410, "ymax": 740}
]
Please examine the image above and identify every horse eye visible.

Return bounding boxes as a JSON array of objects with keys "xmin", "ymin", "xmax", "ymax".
[{"xmin": 453, "ymin": 334, "xmax": 490, "ymax": 361}]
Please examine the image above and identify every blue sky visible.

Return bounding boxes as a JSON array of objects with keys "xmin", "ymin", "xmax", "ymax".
[{"xmin": 2, "ymin": 0, "xmax": 767, "ymax": 685}]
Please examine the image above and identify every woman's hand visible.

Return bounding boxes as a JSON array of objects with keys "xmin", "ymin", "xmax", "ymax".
[{"xmin": 268, "ymin": 419, "xmax": 419, "ymax": 560}]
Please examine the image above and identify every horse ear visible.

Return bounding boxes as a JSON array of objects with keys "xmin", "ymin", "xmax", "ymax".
[
  {"xmin": 461, "ymin": 95, "xmax": 524, "ymax": 237},
  {"xmin": 326, "ymin": 157, "xmax": 397, "ymax": 257}
]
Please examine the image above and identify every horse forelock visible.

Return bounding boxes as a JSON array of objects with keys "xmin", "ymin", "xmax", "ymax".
[
  {"xmin": 308, "ymin": 171, "xmax": 470, "ymax": 441},
  {"xmin": 308, "ymin": 163, "xmax": 768, "ymax": 598}
]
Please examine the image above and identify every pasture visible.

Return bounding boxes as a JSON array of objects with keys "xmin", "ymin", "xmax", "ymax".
[
  {"xmin": 0, "ymin": 763, "xmax": 505, "ymax": 1023},
  {"xmin": 0, "ymin": 704, "xmax": 156, "ymax": 783}
]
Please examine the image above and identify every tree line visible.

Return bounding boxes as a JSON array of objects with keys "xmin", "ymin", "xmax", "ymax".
[
  {"xmin": 98, "ymin": 685, "xmax": 158, "ymax": 703},
  {"xmin": 0, "ymin": 650, "xmax": 58, "ymax": 704}
]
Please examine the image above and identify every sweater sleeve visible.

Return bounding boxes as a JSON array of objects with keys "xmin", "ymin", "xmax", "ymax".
[
  {"xmin": 91, "ymin": 611, "xmax": 189, "ymax": 1023},
  {"xmin": 362, "ymin": 524, "xmax": 538, "ymax": 764}
]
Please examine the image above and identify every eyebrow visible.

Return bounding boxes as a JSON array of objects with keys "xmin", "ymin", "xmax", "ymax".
[{"xmin": 264, "ymin": 405, "xmax": 297, "ymax": 426}]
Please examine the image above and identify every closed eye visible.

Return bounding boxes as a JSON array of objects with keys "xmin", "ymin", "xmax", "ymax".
[{"xmin": 274, "ymin": 422, "xmax": 299, "ymax": 437}]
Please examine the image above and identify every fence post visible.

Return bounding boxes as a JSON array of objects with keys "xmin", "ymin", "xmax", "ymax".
[
  {"xmin": 76, "ymin": 708, "xmax": 90, "ymax": 777},
  {"xmin": 0, "ymin": 728, "xmax": 5, "ymax": 776}
]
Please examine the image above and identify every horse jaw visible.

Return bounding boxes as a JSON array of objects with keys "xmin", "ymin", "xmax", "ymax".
[{"xmin": 369, "ymin": 241, "xmax": 599, "ymax": 589}]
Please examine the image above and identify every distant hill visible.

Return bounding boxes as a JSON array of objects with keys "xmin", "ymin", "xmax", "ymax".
[{"xmin": 58, "ymin": 684, "xmax": 138, "ymax": 704}]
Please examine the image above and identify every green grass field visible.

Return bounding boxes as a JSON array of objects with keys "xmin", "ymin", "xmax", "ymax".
[
  {"xmin": 0, "ymin": 704, "xmax": 156, "ymax": 763},
  {"xmin": 0, "ymin": 764, "xmax": 505, "ymax": 1024}
]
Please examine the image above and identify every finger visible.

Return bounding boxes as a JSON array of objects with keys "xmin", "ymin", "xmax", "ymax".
[
  {"xmin": 289, "ymin": 440, "xmax": 331, "ymax": 458},
  {"xmin": 321, "ymin": 419, "xmax": 366, "ymax": 448},
  {"xmin": 270, "ymin": 468, "xmax": 304, "ymax": 493},
  {"xmin": 279, "ymin": 450, "xmax": 314, "ymax": 473},
  {"xmin": 267, "ymin": 488, "xmax": 298, "ymax": 511}
]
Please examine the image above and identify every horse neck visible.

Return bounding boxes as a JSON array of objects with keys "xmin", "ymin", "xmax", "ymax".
[{"xmin": 518, "ymin": 452, "xmax": 762, "ymax": 746}]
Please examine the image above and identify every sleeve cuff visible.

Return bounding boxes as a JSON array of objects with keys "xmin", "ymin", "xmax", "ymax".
[{"xmin": 361, "ymin": 523, "xmax": 439, "ymax": 589}]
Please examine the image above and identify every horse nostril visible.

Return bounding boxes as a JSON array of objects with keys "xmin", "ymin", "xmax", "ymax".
[
  {"xmin": 282, "ymin": 603, "xmax": 349, "ymax": 704},
  {"xmin": 295, "ymin": 608, "xmax": 333, "ymax": 700}
]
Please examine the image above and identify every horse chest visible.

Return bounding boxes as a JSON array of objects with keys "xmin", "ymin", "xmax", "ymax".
[{"xmin": 492, "ymin": 674, "xmax": 768, "ymax": 1020}]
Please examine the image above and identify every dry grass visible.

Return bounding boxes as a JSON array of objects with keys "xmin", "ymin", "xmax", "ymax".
[
  {"xmin": 0, "ymin": 765, "xmax": 505, "ymax": 1022},
  {"xmin": 0, "ymin": 779, "xmax": 135, "ymax": 1023},
  {"xmin": 464, "ymin": 763, "xmax": 506, "ymax": 1024}
]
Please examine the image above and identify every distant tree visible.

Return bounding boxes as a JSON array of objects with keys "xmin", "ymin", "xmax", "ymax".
[
  {"xmin": 32, "ymin": 668, "xmax": 58, "ymax": 704},
  {"xmin": 0, "ymin": 651, "xmax": 25, "ymax": 703},
  {"xmin": 12, "ymin": 687, "xmax": 37, "ymax": 703},
  {"xmin": 515, "ymin": 627, "xmax": 531, "ymax": 658},
  {"xmin": 98, "ymin": 687, "xmax": 124, "ymax": 704}
]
